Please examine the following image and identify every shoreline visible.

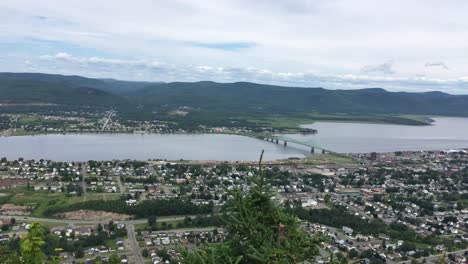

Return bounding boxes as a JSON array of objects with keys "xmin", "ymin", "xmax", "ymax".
[{"xmin": 0, "ymin": 115, "xmax": 436, "ymax": 138}]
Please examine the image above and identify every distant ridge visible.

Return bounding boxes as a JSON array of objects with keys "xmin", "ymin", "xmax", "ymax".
[{"xmin": 1, "ymin": 72, "xmax": 468, "ymax": 118}]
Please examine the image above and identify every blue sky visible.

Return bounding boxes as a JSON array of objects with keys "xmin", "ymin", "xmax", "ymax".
[{"xmin": 1, "ymin": 0, "xmax": 468, "ymax": 93}]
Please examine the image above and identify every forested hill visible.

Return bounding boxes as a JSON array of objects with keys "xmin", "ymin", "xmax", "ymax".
[
  {"xmin": 1, "ymin": 72, "xmax": 468, "ymax": 117},
  {"xmin": 0, "ymin": 78, "xmax": 130, "ymax": 107},
  {"xmin": 133, "ymin": 81, "xmax": 468, "ymax": 116},
  {"xmin": 0, "ymin": 72, "xmax": 153, "ymax": 95}
]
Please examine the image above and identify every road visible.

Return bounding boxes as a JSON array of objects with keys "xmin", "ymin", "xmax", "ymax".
[
  {"xmin": 398, "ymin": 248, "xmax": 468, "ymax": 264},
  {"xmin": 116, "ymin": 175, "xmax": 124, "ymax": 194},
  {"xmin": 0, "ymin": 214, "xmax": 192, "ymax": 225},
  {"xmin": 81, "ymin": 165, "xmax": 87, "ymax": 201},
  {"xmin": 127, "ymin": 224, "xmax": 144, "ymax": 264},
  {"xmin": 0, "ymin": 214, "xmax": 205, "ymax": 264},
  {"xmin": 101, "ymin": 111, "xmax": 115, "ymax": 130}
]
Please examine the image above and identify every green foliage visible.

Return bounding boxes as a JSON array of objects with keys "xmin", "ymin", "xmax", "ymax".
[
  {"xmin": 2, "ymin": 73, "xmax": 468, "ymax": 127},
  {"xmin": 0, "ymin": 79, "xmax": 129, "ymax": 107},
  {"xmin": 0, "ymin": 237, "xmax": 22, "ymax": 264},
  {"xmin": 20, "ymin": 223, "xmax": 46, "ymax": 264},
  {"xmin": 44, "ymin": 198, "xmax": 212, "ymax": 217},
  {"xmin": 295, "ymin": 206, "xmax": 387, "ymax": 235},
  {"xmin": 132, "ymin": 81, "xmax": 468, "ymax": 118},
  {"xmin": 109, "ymin": 254, "xmax": 121, "ymax": 264},
  {"xmin": 148, "ymin": 215, "xmax": 157, "ymax": 227},
  {"xmin": 348, "ymin": 248, "xmax": 358, "ymax": 259},
  {"xmin": 180, "ymin": 151, "xmax": 321, "ymax": 263},
  {"xmin": 74, "ymin": 247, "xmax": 84, "ymax": 258}
]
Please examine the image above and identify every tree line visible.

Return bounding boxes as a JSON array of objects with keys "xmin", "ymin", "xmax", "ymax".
[{"xmin": 44, "ymin": 198, "xmax": 213, "ymax": 218}]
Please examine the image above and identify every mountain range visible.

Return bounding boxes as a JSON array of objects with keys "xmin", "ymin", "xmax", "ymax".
[{"xmin": 1, "ymin": 72, "xmax": 467, "ymax": 120}]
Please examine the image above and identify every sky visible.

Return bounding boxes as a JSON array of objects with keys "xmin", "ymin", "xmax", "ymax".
[{"xmin": 1, "ymin": 0, "xmax": 468, "ymax": 93}]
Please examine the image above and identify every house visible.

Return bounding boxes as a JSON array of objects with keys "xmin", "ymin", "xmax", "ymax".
[{"xmin": 342, "ymin": 226, "xmax": 354, "ymax": 236}]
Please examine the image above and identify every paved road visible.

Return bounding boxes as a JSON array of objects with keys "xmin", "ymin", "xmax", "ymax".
[
  {"xmin": 116, "ymin": 175, "xmax": 124, "ymax": 194},
  {"xmin": 0, "ymin": 214, "xmax": 191, "ymax": 225},
  {"xmin": 398, "ymin": 248, "xmax": 468, "ymax": 264},
  {"xmin": 127, "ymin": 224, "xmax": 144, "ymax": 264},
  {"xmin": 81, "ymin": 166, "xmax": 87, "ymax": 201}
]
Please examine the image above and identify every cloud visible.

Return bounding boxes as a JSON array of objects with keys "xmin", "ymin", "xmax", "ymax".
[
  {"xmin": 425, "ymin": 61, "xmax": 449, "ymax": 70},
  {"xmin": 33, "ymin": 15, "xmax": 48, "ymax": 20},
  {"xmin": 1, "ymin": 1, "xmax": 468, "ymax": 93},
  {"xmin": 188, "ymin": 42, "xmax": 256, "ymax": 51},
  {"xmin": 361, "ymin": 61, "xmax": 395, "ymax": 74},
  {"xmin": 40, "ymin": 52, "xmax": 164, "ymax": 69}
]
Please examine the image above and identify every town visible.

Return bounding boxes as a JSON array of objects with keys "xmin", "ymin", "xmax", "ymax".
[
  {"xmin": 1, "ymin": 149, "xmax": 467, "ymax": 263},
  {"xmin": 0, "ymin": 111, "xmax": 316, "ymax": 137}
]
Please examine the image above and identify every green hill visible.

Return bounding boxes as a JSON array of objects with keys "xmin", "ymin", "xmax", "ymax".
[
  {"xmin": 0, "ymin": 72, "xmax": 152, "ymax": 95},
  {"xmin": 1, "ymin": 73, "xmax": 468, "ymax": 125},
  {"xmin": 0, "ymin": 78, "xmax": 129, "ymax": 107},
  {"xmin": 133, "ymin": 81, "xmax": 468, "ymax": 117}
]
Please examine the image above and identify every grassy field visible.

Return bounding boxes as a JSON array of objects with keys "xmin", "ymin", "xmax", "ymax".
[
  {"xmin": 1, "ymin": 189, "xmax": 121, "ymax": 217},
  {"xmin": 303, "ymin": 153, "xmax": 358, "ymax": 166}
]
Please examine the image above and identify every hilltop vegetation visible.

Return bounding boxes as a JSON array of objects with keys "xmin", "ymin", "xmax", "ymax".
[
  {"xmin": 1, "ymin": 72, "xmax": 468, "ymax": 127},
  {"xmin": 133, "ymin": 82, "xmax": 468, "ymax": 117},
  {"xmin": 0, "ymin": 79, "xmax": 129, "ymax": 107},
  {"xmin": 0, "ymin": 72, "xmax": 152, "ymax": 95}
]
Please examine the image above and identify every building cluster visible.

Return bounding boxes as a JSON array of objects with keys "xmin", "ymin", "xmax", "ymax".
[{"xmin": 1, "ymin": 149, "xmax": 468, "ymax": 263}]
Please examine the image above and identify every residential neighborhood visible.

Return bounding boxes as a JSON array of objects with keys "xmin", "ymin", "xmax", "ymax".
[{"xmin": 1, "ymin": 149, "xmax": 468, "ymax": 263}]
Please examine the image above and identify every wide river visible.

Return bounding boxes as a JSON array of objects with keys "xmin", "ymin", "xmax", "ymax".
[
  {"xmin": 0, "ymin": 117, "xmax": 467, "ymax": 161},
  {"xmin": 297, "ymin": 117, "xmax": 468, "ymax": 153}
]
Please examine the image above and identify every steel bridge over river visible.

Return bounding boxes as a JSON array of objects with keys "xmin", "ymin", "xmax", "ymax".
[{"xmin": 252, "ymin": 133, "xmax": 336, "ymax": 155}]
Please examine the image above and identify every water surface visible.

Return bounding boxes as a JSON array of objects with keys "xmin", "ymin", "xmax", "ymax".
[
  {"xmin": 1, "ymin": 117, "xmax": 467, "ymax": 161},
  {"xmin": 0, "ymin": 133, "xmax": 307, "ymax": 161},
  {"xmin": 296, "ymin": 117, "xmax": 468, "ymax": 153}
]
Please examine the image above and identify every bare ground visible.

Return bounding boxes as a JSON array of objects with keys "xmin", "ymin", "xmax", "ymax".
[{"xmin": 55, "ymin": 210, "xmax": 132, "ymax": 221}]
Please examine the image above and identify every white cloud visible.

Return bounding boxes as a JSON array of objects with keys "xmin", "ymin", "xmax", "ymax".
[
  {"xmin": 54, "ymin": 52, "xmax": 72, "ymax": 59},
  {"xmin": 425, "ymin": 61, "xmax": 449, "ymax": 70},
  {"xmin": 361, "ymin": 61, "xmax": 395, "ymax": 74},
  {"xmin": 0, "ymin": 1, "xmax": 468, "ymax": 92}
]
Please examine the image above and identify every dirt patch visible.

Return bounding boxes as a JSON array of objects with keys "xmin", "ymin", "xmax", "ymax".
[
  {"xmin": 55, "ymin": 210, "xmax": 132, "ymax": 221},
  {"xmin": 0, "ymin": 204, "xmax": 31, "ymax": 215}
]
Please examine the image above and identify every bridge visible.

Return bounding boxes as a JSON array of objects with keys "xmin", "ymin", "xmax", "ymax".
[{"xmin": 257, "ymin": 134, "xmax": 335, "ymax": 155}]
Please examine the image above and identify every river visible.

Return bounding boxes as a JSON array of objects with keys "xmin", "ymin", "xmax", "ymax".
[
  {"xmin": 0, "ymin": 133, "xmax": 308, "ymax": 161},
  {"xmin": 296, "ymin": 117, "xmax": 468, "ymax": 153},
  {"xmin": 0, "ymin": 117, "xmax": 467, "ymax": 161}
]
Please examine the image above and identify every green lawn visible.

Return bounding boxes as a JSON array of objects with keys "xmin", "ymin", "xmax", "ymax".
[{"xmin": 18, "ymin": 115, "xmax": 42, "ymax": 125}]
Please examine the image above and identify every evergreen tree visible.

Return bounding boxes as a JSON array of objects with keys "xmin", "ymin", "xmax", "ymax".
[
  {"xmin": 148, "ymin": 215, "xmax": 157, "ymax": 227},
  {"xmin": 180, "ymin": 151, "xmax": 322, "ymax": 264},
  {"xmin": 0, "ymin": 238, "xmax": 22, "ymax": 264},
  {"xmin": 142, "ymin": 248, "xmax": 149, "ymax": 258},
  {"xmin": 109, "ymin": 254, "xmax": 121, "ymax": 264}
]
